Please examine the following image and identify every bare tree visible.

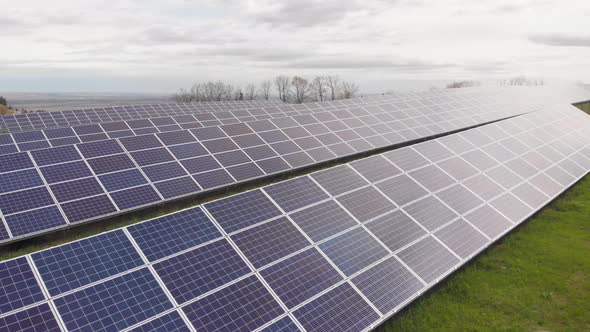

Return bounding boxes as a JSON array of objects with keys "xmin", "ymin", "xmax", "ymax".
[
  {"xmin": 326, "ymin": 75, "xmax": 340, "ymax": 101},
  {"xmin": 173, "ymin": 88, "xmax": 192, "ymax": 102},
  {"xmin": 259, "ymin": 80, "xmax": 272, "ymax": 100},
  {"xmin": 446, "ymin": 80, "xmax": 480, "ymax": 88},
  {"xmin": 311, "ymin": 76, "xmax": 327, "ymax": 102},
  {"xmin": 339, "ymin": 81, "xmax": 360, "ymax": 99},
  {"xmin": 502, "ymin": 76, "xmax": 545, "ymax": 86},
  {"xmin": 245, "ymin": 84, "xmax": 257, "ymax": 100},
  {"xmin": 234, "ymin": 87, "xmax": 244, "ymax": 100},
  {"xmin": 291, "ymin": 76, "xmax": 310, "ymax": 104},
  {"xmin": 275, "ymin": 75, "xmax": 291, "ymax": 102}
]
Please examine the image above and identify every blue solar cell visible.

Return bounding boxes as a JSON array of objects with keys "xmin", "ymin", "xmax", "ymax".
[
  {"xmin": 214, "ymin": 150, "xmax": 251, "ymax": 167},
  {"xmin": 290, "ymin": 200, "xmax": 358, "ymax": 242},
  {"xmin": 0, "ymin": 152, "xmax": 34, "ymax": 173},
  {"xmin": 129, "ymin": 206, "xmax": 221, "ymax": 261},
  {"xmin": 397, "ymin": 236, "xmax": 460, "ymax": 283},
  {"xmin": 151, "ymin": 116, "xmax": 175, "ymax": 125},
  {"xmin": 101, "ymin": 121, "xmax": 129, "ymax": 132},
  {"xmin": 50, "ymin": 136, "xmax": 81, "ymax": 147},
  {"xmin": 120, "ymin": 134, "xmax": 163, "ymax": 151},
  {"xmin": 0, "ymin": 134, "xmax": 13, "ymax": 145},
  {"xmin": 190, "ymin": 126, "xmax": 227, "ymax": 140},
  {"xmin": 261, "ymin": 248, "xmax": 342, "ymax": 308},
  {"xmin": 231, "ymin": 217, "xmax": 310, "ymax": 268},
  {"xmin": 202, "ymin": 137, "xmax": 239, "ymax": 154},
  {"xmin": 50, "ymin": 177, "xmax": 105, "ymax": 202},
  {"xmin": 134, "ymin": 127, "xmax": 159, "ymax": 135},
  {"xmin": 183, "ymin": 275, "xmax": 283, "ymax": 332},
  {"xmin": 40, "ymin": 161, "xmax": 93, "ymax": 184},
  {"xmin": 154, "ymin": 176, "xmax": 201, "ymax": 199},
  {"xmin": 127, "ymin": 119, "xmax": 153, "ymax": 129},
  {"xmin": 0, "ymin": 169, "xmax": 44, "ymax": 194},
  {"xmin": 110, "ymin": 185, "xmax": 160, "ymax": 210},
  {"xmin": 142, "ymin": 161, "xmax": 187, "ymax": 182},
  {"xmin": 32, "ymin": 230, "xmax": 143, "ymax": 296},
  {"xmin": 108, "ymin": 130, "xmax": 134, "ymax": 139},
  {"xmin": 157, "ymin": 130, "xmax": 196, "ymax": 145},
  {"xmin": 87, "ymin": 153, "xmax": 136, "ymax": 175},
  {"xmin": 264, "ymin": 177, "xmax": 329, "ymax": 212},
  {"xmin": 12, "ymin": 131, "xmax": 45, "ymax": 143},
  {"xmin": 311, "ymin": 165, "xmax": 369, "ymax": 196},
  {"xmin": 245, "ymin": 145, "xmax": 278, "ymax": 160},
  {"xmin": 99, "ymin": 169, "xmax": 148, "ymax": 191},
  {"xmin": 54, "ymin": 268, "xmax": 173, "ymax": 332},
  {"xmin": 158, "ymin": 124, "xmax": 182, "ymax": 132},
  {"xmin": 0, "ymin": 257, "xmax": 45, "ymax": 315},
  {"xmin": 44, "ymin": 127, "xmax": 76, "ymax": 139},
  {"xmin": 352, "ymin": 257, "xmax": 424, "ymax": 314},
  {"xmin": 0, "ymin": 187, "xmax": 55, "ymax": 215},
  {"xmin": 0, "ymin": 303, "xmax": 61, "ymax": 332},
  {"xmin": 168, "ymin": 142, "xmax": 208, "ymax": 159},
  {"xmin": 0, "ymin": 144, "xmax": 18, "ymax": 155},
  {"xmin": 181, "ymin": 155, "xmax": 221, "ymax": 174},
  {"xmin": 79, "ymin": 133, "xmax": 109, "ymax": 142},
  {"xmin": 193, "ymin": 169, "xmax": 235, "ymax": 189},
  {"xmin": 74, "ymin": 124, "xmax": 103, "ymax": 135},
  {"xmin": 30, "ymin": 145, "xmax": 81, "ymax": 166},
  {"xmin": 61, "ymin": 195, "xmax": 117, "ymax": 223},
  {"xmin": 205, "ymin": 189, "xmax": 282, "ymax": 233},
  {"xmin": 77, "ymin": 139, "xmax": 124, "ymax": 158},
  {"xmin": 129, "ymin": 311, "xmax": 191, "ymax": 332},
  {"xmin": 155, "ymin": 239, "xmax": 251, "ymax": 304},
  {"xmin": 131, "ymin": 148, "xmax": 175, "ymax": 166},
  {"xmin": 18, "ymin": 141, "xmax": 51, "ymax": 151},
  {"xmin": 0, "ymin": 220, "xmax": 8, "ymax": 241},
  {"xmin": 319, "ymin": 227, "xmax": 389, "ymax": 276},
  {"xmin": 5, "ymin": 206, "xmax": 67, "ymax": 237},
  {"xmin": 260, "ymin": 316, "xmax": 301, "ymax": 332},
  {"xmin": 257, "ymin": 157, "xmax": 291, "ymax": 174},
  {"xmin": 293, "ymin": 283, "xmax": 379, "ymax": 332}
]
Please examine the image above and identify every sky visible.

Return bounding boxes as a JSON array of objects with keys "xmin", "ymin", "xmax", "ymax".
[{"xmin": 1, "ymin": 0, "xmax": 589, "ymax": 94}]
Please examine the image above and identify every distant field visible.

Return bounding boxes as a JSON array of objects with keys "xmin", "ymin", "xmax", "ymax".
[{"xmin": 0, "ymin": 105, "xmax": 15, "ymax": 115}]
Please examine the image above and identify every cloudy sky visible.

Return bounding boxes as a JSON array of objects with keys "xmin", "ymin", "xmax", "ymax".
[{"xmin": 1, "ymin": 0, "xmax": 589, "ymax": 93}]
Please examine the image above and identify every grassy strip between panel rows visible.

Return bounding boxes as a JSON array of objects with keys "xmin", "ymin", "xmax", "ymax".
[{"xmin": 378, "ymin": 173, "xmax": 590, "ymax": 331}]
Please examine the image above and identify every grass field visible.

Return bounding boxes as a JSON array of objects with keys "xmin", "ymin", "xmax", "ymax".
[{"xmin": 378, "ymin": 174, "xmax": 590, "ymax": 331}]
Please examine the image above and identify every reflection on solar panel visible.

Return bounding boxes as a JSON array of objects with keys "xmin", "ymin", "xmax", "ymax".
[
  {"xmin": 1, "ymin": 104, "xmax": 589, "ymax": 331},
  {"xmin": 0, "ymin": 88, "xmax": 541, "ymax": 243},
  {"xmin": 0, "ymin": 99, "xmax": 283, "ymax": 132}
]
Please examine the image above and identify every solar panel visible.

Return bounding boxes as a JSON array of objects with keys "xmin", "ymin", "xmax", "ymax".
[{"xmin": 1, "ymin": 103, "xmax": 588, "ymax": 331}]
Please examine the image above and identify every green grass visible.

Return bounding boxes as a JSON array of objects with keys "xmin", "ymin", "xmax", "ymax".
[
  {"xmin": 576, "ymin": 101, "xmax": 590, "ymax": 114},
  {"xmin": 378, "ymin": 174, "xmax": 590, "ymax": 331}
]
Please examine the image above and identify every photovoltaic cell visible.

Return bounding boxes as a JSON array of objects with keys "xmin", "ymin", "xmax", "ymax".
[
  {"xmin": 87, "ymin": 153, "xmax": 136, "ymax": 175},
  {"xmin": 54, "ymin": 268, "xmax": 173, "ymax": 332},
  {"xmin": 436, "ymin": 184, "xmax": 483, "ymax": 215},
  {"xmin": 293, "ymin": 283, "xmax": 379, "ymax": 332},
  {"xmin": 110, "ymin": 185, "xmax": 161, "ymax": 210},
  {"xmin": 60, "ymin": 195, "xmax": 117, "ymax": 223},
  {"xmin": 0, "ymin": 303, "xmax": 61, "ymax": 332},
  {"xmin": 227, "ymin": 162, "xmax": 264, "ymax": 181},
  {"xmin": 182, "ymin": 275, "xmax": 283, "ymax": 332},
  {"xmin": 352, "ymin": 257, "xmax": 423, "ymax": 314},
  {"xmin": 50, "ymin": 177, "xmax": 105, "ymax": 202},
  {"xmin": 490, "ymin": 192, "xmax": 532, "ymax": 222},
  {"xmin": 192, "ymin": 169, "xmax": 234, "ymax": 189},
  {"xmin": 0, "ymin": 169, "xmax": 44, "ymax": 194},
  {"xmin": 129, "ymin": 311, "xmax": 190, "ymax": 332},
  {"xmin": 398, "ymin": 236, "xmax": 460, "ymax": 283},
  {"xmin": 310, "ymin": 166, "xmax": 369, "ymax": 196},
  {"xmin": 142, "ymin": 162, "xmax": 187, "ymax": 182},
  {"xmin": 0, "ymin": 187, "xmax": 55, "ymax": 215},
  {"xmin": 131, "ymin": 148, "xmax": 175, "ymax": 166},
  {"xmin": 32, "ymin": 230, "xmax": 143, "ymax": 296},
  {"xmin": 0, "ymin": 153, "xmax": 34, "ymax": 173},
  {"xmin": 128, "ymin": 206, "xmax": 221, "ymax": 261},
  {"xmin": 366, "ymin": 210, "xmax": 426, "ymax": 252},
  {"xmin": 404, "ymin": 196, "xmax": 457, "ymax": 231},
  {"xmin": 154, "ymin": 239, "xmax": 250, "ymax": 304},
  {"xmin": 5, "ymin": 206, "xmax": 67, "ymax": 237},
  {"xmin": 154, "ymin": 176, "xmax": 201, "ymax": 199},
  {"xmin": 350, "ymin": 155, "xmax": 401, "ymax": 182},
  {"xmin": 0, "ymin": 257, "xmax": 45, "ymax": 315},
  {"xmin": 435, "ymin": 219, "xmax": 488, "ymax": 259},
  {"xmin": 261, "ymin": 248, "xmax": 342, "ymax": 308},
  {"xmin": 119, "ymin": 135, "xmax": 162, "ymax": 151},
  {"xmin": 205, "ymin": 189, "xmax": 282, "ymax": 233},
  {"xmin": 98, "ymin": 169, "xmax": 148, "ymax": 191},
  {"xmin": 231, "ymin": 217, "xmax": 310, "ymax": 268},
  {"xmin": 319, "ymin": 227, "xmax": 389, "ymax": 276},
  {"xmin": 77, "ymin": 139, "xmax": 123, "ymax": 158},
  {"xmin": 290, "ymin": 200, "xmax": 358, "ymax": 242},
  {"xmin": 264, "ymin": 177, "xmax": 329, "ymax": 212},
  {"xmin": 260, "ymin": 316, "xmax": 301, "ymax": 332},
  {"xmin": 337, "ymin": 186, "xmax": 396, "ymax": 223}
]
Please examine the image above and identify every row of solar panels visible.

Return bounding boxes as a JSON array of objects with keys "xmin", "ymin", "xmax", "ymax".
[
  {"xmin": 0, "ymin": 98, "xmax": 531, "ymax": 243},
  {"xmin": 0, "ymin": 88, "xmax": 511, "ymax": 156},
  {"xmin": 0, "ymin": 104, "xmax": 588, "ymax": 332},
  {"xmin": 2, "ymin": 85, "xmax": 588, "ymax": 134},
  {"xmin": 0, "ymin": 99, "xmax": 284, "ymax": 132}
]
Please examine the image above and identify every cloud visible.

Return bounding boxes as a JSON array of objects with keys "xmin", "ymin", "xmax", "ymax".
[
  {"xmin": 529, "ymin": 34, "xmax": 590, "ymax": 47},
  {"xmin": 282, "ymin": 57, "xmax": 455, "ymax": 71}
]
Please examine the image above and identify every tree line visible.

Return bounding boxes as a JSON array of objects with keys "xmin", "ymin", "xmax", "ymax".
[
  {"xmin": 446, "ymin": 77, "xmax": 546, "ymax": 89},
  {"xmin": 173, "ymin": 75, "xmax": 360, "ymax": 104}
]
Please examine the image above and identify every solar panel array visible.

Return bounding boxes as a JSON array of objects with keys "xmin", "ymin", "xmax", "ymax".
[
  {"xmin": 0, "ymin": 89, "xmax": 536, "ymax": 243},
  {"xmin": 1, "ymin": 103, "xmax": 589, "ymax": 332},
  {"xmin": 0, "ymin": 99, "xmax": 283, "ymax": 132},
  {"xmin": 0, "ymin": 88, "xmax": 522, "ymax": 156}
]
